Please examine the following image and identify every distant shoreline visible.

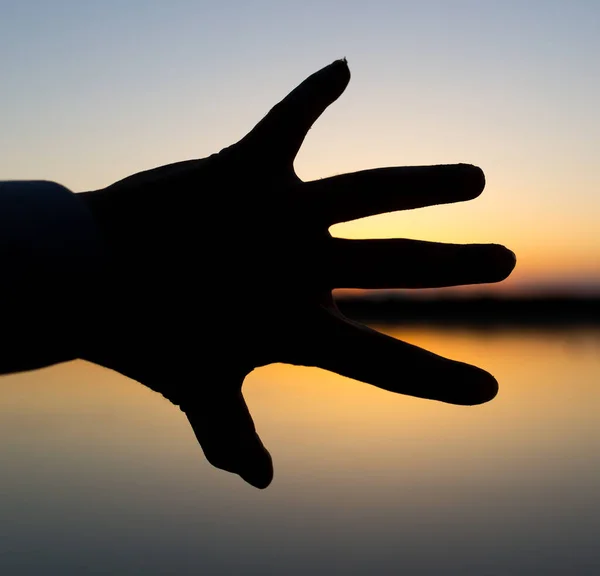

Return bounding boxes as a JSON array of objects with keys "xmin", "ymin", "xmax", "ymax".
[{"xmin": 335, "ymin": 295, "xmax": 600, "ymax": 328}]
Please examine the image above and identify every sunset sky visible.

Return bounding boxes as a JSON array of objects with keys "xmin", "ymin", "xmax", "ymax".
[{"xmin": 1, "ymin": 0, "xmax": 599, "ymax": 294}]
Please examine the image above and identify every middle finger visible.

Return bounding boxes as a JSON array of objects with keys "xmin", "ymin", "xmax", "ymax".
[{"xmin": 327, "ymin": 238, "xmax": 516, "ymax": 289}]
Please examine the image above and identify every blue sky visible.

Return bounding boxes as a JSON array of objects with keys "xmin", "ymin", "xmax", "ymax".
[{"xmin": 2, "ymin": 0, "xmax": 599, "ymax": 291}]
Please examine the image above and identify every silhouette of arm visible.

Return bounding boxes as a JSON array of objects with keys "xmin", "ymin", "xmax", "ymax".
[{"xmin": 0, "ymin": 60, "xmax": 516, "ymax": 489}]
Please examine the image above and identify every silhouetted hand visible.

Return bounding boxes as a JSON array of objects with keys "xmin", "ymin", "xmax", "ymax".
[{"xmin": 80, "ymin": 59, "xmax": 516, "ymax": 488}]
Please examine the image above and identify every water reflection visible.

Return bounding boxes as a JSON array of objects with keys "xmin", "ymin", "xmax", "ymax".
[{"xmin": 1, "ymin": 327, "xmax": 599, "ymax": 575}]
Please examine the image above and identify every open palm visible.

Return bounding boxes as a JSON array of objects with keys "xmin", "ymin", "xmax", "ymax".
[{"xmin": 81, "ymin": 59, "xmax": 515, "ymax": 488}]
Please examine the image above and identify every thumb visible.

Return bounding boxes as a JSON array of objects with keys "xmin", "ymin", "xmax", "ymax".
[{"xmin": 183, "ymin": 388, "xmax": 273, "ymax": 489}]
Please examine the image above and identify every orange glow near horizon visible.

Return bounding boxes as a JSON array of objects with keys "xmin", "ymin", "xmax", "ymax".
[
  {"xmin": 3, "ymin": 326, "xmax": 599, "ymax": 493},
  {"xmin": 326, "ymin": 199, "xmax": 600, "ymax": 294}
]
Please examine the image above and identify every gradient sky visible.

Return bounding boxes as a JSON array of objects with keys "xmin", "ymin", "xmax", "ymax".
[{"xmin": 1, "ymin": 0, "xmax": 599, "ymax": 293}]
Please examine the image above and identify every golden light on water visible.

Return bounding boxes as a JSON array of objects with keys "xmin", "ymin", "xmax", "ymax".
[
  {"xmin": 2, "ymin": 327, "xmax": 600, "ymax": 573},
  {"xmin": 3, "ymin": 327, "xmax": 599, "ymax": 463}
]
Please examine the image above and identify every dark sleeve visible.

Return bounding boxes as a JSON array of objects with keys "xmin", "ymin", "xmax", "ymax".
[{"xmin": 0, "ymin": 181, "xmax": 104, "ymax": 374}]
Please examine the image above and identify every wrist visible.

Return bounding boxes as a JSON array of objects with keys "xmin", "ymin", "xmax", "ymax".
[
  {"xmin": 0, "ymin": 181, "xmax": 105, "ymax": 372},
  {"xmin": 74, "ymin": 188, "xmax": 113, "ymax": 366}
]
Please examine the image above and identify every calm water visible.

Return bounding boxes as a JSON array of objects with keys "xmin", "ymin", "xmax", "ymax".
[{"xmin": 1, "ymin": 327, "xmax": 599, "ymax": 575}]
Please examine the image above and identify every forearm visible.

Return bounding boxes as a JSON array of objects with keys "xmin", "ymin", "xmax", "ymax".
[{"xmin": 0, "ymin": 181, "xmax": 103, "ymax": 375}]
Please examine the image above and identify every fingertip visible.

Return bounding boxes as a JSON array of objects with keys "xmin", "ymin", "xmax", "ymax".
[
  {"xmin": 506, "ymin": 247, "xmax": 517, "ymax": 268},
  {"xmin": 240, "ymin": 470, "xmax": 273, "ymax": 490},
  {"xmin": 239, "ymin": 448, "xmax": 274, "ymax": 489},
  {"xmin": 474, "ymin": 244, "xmax": 517, "ymax": 284},
  {"xmin": 457, "ymin": 164, "xmax": 486, "ymax": 200},
  {"xmin": 493, "ymin": 245, "xmax": 517, "ymax": 280},
  {"xmin": 465, "ymin": 369, "xmax": 499, "ymax": 405},
  {"xmin": 447, "ymin": 365, "xmax": 498, "ymax": 406},
  {"xmin": 333, "ymin": 57, "xmax": 350, "ymax": 71},
  {"xmin": 325, "ymin": 58, "xmax": 351, "ymax": 89},
  {"xmin": 425, "ymin": 360, "xmax": 499, "ymax": 406},
  {"xmin": 472, "ymin": 165, "xmax": 486, "ymax": 196}
]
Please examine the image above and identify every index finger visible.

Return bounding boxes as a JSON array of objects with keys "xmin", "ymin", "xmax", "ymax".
[{"xmin": 304, "ymin": 163, "xmax": 486, "ymax": 225}]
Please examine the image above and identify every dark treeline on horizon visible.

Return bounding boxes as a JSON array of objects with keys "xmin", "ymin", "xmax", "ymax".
[{"xmin": 335, "ymin": 294, "xmax": 600, "ymax": 328}]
